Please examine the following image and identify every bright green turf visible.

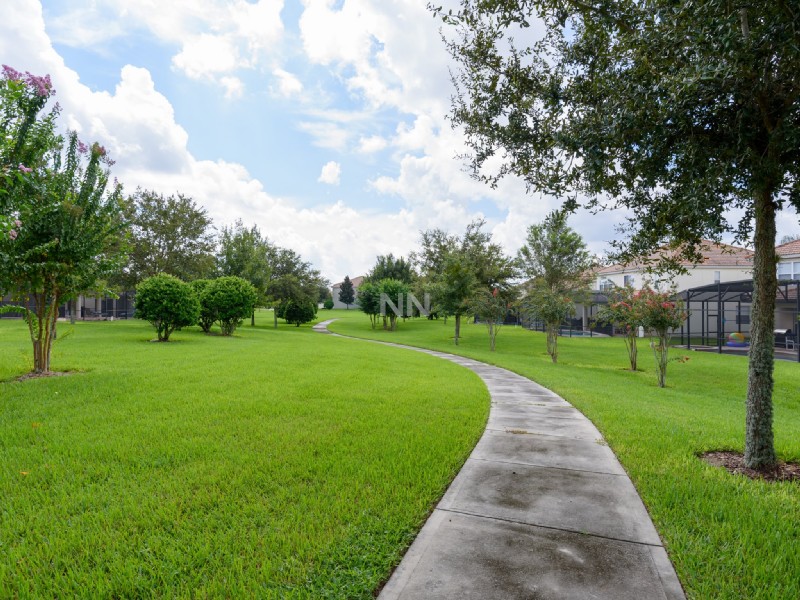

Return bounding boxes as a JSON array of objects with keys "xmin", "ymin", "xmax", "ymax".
[
  {"xmin": 0, "ymin": 312, "xmax": 489, "ymax": 598},
  {"xmin": 326, "ymin": 309, "xmax": 800, "ymax": 600}
]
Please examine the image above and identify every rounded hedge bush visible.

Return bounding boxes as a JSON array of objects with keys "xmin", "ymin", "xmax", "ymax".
[
  {"xmin": 202, "ymin": 276, "xmax": 258, "ymax": 336},
  {"xmin": 135, "ymin": 274, "xmax": 200, "ymax": 341},
  {"xmin": 190, "ymin": 279, "xmax": 215, "ymax": 333},
  {"xmin": 284, "ymin": 298, "xmax": 316, "ymax": 327}
]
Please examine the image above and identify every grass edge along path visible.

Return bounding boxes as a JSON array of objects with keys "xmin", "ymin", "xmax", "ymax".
[
  {"xmin": 326, "ymin": 309, "xmax": 800, "ymax": 600},
  {"xmin": 0, "ymin": 315, "xmax": 489, "ymax": 598}
]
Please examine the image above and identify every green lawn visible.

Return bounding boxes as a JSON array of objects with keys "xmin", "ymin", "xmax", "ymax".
[
  {"xmin": 0, "ymin": 312, "xmax": 489, "ymax": 598},
  {"xmin": 326, "ymin": 309, "xmax": 800, "ymax": 600}
]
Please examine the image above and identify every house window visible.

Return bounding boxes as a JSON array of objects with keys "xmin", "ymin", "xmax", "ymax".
[
  {"xmin": 714, "ymin": 271, "xmax": 720, "ymax": 283},
  {"xmin": 623, "ymin": 274, "xmax": 635, "ymax": 287},
  {"xmin": 778, "ymin": 261, "xmax": 800, "ymax": 280},
  {"xmin": 599, "ymin": 278, "xmax": 615, "ymax": 292}
]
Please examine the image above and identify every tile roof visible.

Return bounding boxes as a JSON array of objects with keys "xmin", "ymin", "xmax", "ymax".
[
  {"xmin": 596, "ymin": 241, "xmax": 753, "ymax": 274},
  {"xmin": 332, "ymin": 275, "xmax": 365, "ymax": 288},
  {"xmin": 776, "ymin": 239, "xmax": 800, "ymax": 257}
]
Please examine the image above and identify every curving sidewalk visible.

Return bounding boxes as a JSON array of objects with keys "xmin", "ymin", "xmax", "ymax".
[{"xmin": 313, "ymin": 319, "xmax": 685, "ymax": 599}]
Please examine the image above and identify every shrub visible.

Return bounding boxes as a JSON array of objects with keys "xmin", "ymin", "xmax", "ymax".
[
  {"xmin": 283, "ymin": 299, "xmax": 316, "ymax": 327},
  {"xmin": 190, "ymin": 279, "xmax": 215, "ymax": 333},
  {"xmin": 323, "ymin": 298, "xmax": 334, "ymax": 310},
  {"xmin": 203, "ymin": 276, "xmax": 258, "ymax": 336},
  {"xmin": 135, "ymin": 274, "xmax": 200, "ymax": 341}
]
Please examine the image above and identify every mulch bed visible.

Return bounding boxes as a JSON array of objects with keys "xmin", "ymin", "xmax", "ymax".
[{"xmin": 700, "ymin": 451, "xmax": 800, "ymax": 482}]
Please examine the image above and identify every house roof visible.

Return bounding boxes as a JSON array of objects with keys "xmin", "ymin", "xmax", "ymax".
[
  {"xmin": 776, "ymin": 239, "xmax": 800, "ymax": 257},
  {"xmin": 332, "ymin": 275, "xmax": 365, "ymax": 288},
  {"xmin": 596, "ymin": 241, "xmax": 753, "ymax": 275}
]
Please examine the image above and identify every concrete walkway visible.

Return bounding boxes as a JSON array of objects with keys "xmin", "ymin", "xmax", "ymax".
[{"xmin": 313, "ymin": 319, "xmax": 685, "ymax": 599}]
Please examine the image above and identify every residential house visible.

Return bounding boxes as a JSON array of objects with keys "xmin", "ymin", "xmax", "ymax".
[{"xmin": 331, "ymin": 276, "xmax": 365, "ymax": 310}]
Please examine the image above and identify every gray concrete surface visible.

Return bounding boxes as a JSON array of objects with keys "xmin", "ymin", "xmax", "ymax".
[{"xmin": 313, "ymin": 319, "xmax": 685, "ymax": 599}]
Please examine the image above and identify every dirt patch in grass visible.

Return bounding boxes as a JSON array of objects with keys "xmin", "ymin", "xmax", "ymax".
[
  {"xmin": 15, "ymin": 370, "xmax": 78, "ymax": 382},
  {"xmin": 701, "ymin": 451, "xmax": 800, "ymax": 482}
]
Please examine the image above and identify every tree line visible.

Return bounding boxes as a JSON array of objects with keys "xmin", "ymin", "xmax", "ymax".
[{"xmin": 0, "ymin": 65, "xmax": 326, "ymax": 372}]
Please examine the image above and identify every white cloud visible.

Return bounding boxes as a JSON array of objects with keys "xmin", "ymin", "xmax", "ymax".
[
  {"xmin": 318, "ymin": 161, "xmax": 341, "ymax": 185},
  {"xmin": 356, "ymin": 135, "xmax": 387, "ymax": 154},
  {"xmin": 272, "ymin": 68, "xmax": 303, "ymax": 98},
  {"xmin": 172, "ymin": 34, "xmax": 241, "ymax": 79},
  {"xmin": 298, "ymin": 121, "xmax": 350, "ymax": 151},
  {"xmin": 220, "ymin": 76, "xmax": 245, "ymax": 100}
]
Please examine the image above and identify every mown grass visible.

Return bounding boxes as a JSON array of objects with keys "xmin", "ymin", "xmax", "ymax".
[
  {"xmin": 0, "ymin": 312, "xmax": 489, "ymax": 598},
  {"xmin": 326, "ymin": 309, "xmax": 800, "ymax": 600}
]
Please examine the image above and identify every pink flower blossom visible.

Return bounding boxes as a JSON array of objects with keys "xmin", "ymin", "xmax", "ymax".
[
  {"xmin": 18, "ymin": 164, "xmax": 32, "ymax": 174},
  {"xmin": 14, "ymin": 219, "xmax": 22, "ymax": 228},
  {"xmin": 77, "ymin": 140, "xmax": 89, "ymax": 155},
  {"xmin": 2, "ymin": 64, "xmax": 21, "ymax": 81},
  {"xmin": 9, "ymin": 229, "xmax": 18, "ymax": 240}
]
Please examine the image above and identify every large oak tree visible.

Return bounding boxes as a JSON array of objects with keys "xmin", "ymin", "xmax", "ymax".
[{"xmin": 436, "ymin": 0, "xmax": 800, "ymax": 470}]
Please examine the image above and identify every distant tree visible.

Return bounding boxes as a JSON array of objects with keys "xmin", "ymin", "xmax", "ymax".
[
  {"xmin": 338, "ymin": 275, "xmax": 355, "ymax": 309},
  {"xmin": 470, "ymin": 286, "xmax": 514, "ymax": 351},
  {"xmin": 595, "ymin": 286, "xmax": 645, "ymax": 371},
  {"xmin": 639, "ymin": 287, "xmax": 689, "ymax": 388},
  {"xmin": 118, "ymin": 189, "xmax": 215, "ymax": 287},
  {"xmin": 135, "ymin": 274, "xmax": 200, "ymax": 342},
  {"xmin": 366, "ymin": 254, "xmax": 415, "ymax": 284},
  {"xmin": 217, "ymin": 219, "xmax": 272, "ymax": 326},
  {"xmin": 202, "ymin": 276, "xmax": 258, "ymax": 336},
  {"xmin": 378, "ymin": 278, "xmax": 410, "ymax": 331},
  {"xmin": 283, "ymin": 298, "xmax": 316, "ymax": 327},
  {"xmin": 518, "ymin": 211, "xmax": 594, "ymax": 362},
  {"xmin": 522, "ymin": 289, "xmax": 575, "ymax": 363},
  {"xmin": 416, "ymin": 220, "xmax": 515, "ymax": 345},
  {"xmin": 189, "ymin": 279, "xmax": 215, "ymax": 333},
  {"xmin": 779, "ymin": 234, "xmax": 800, "ymax": 245},
  {"xmin": 436, "ymin": 0, "xmax": 800, "ymax": 470},
  {"xmin": 265, "ymin": 246, "xmax": 325, "ymax": 328},
  {"xmin": 357, "ymin": 281, "xmax": 382, "ymax": 328}
]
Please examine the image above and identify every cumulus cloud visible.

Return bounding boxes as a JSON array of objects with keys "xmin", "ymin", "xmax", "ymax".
[
  {"xmin": 318, "ymin": 161, "xmax": 341, "ymax": 185},
  {"xmin": 272, "ymin": 68, "xmax": 303, "ymax": 98}
]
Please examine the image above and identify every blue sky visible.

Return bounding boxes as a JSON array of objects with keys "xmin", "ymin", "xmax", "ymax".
[{"xmin": 2, "ymin": 1, "xmax": 797, "ymax": 283}]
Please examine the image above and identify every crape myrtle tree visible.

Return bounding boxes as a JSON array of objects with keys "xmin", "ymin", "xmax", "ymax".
[
  {"xmin": 338, "ymin": 275, "xmax": 355, "ymax": 309},
  {"xmin": 639, "ymin": 286, "xmax": 689, "ymax": 388},
  {"xmin": 595, "ymin": 286, "xmax": 644, "ymax": 371},
  {"xmin": 1, "ymin": 72, "xmax": 127, "ymax": 373},
  {"xmin": 436, "ymin": 0, "xmax": 800, "ymax": 469},
  {"xmin": 118, "ymin": 188, "xmax": 215, "ymax": 288},
  {"xmin": 470, "ymin": 286, "xmax": 515, "ymax": 351},
  {"xmin": 1, "ymin": 66, "xmax": 59, "ymax": 240},
  {"xmin": 517, "ymin": 210, "xmax": 594, "ymax": 362}
]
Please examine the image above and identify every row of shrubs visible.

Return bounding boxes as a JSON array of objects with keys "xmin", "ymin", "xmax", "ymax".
[{"xmin": 135, "ymin": 273, "xmax": 258, "ymax": 341}]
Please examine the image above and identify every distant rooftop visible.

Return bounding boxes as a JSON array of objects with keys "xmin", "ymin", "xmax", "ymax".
[
  {"xmin": 597, "ymin": 240, "xmax": 753, "ymax": 275},
  {"xmin": 776, "ymin": 239, "xmax": 800, "ymax": 257}
]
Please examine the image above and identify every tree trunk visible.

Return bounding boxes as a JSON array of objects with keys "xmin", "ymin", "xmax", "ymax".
[
  {"xmin": 745, "ymin": 188, "xmax": 777, "ymax": 469},
  {"xmin": 489, "ymin": 322, "xmax": 496, "ymax": 351},
  {"xmin": 454, "ymin": 313, "xmax": 461, "ymax": 345},
  {"xmin": 273, "ymin": 307, "xmax": 278, "ymax": 329},
  {"xmin": 70, "ymin": 298, "xmax": 76, "ymax": 325},
  {"xmin": 251, "ymin": 308, "xmax": 255, "ymax": 327}
]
